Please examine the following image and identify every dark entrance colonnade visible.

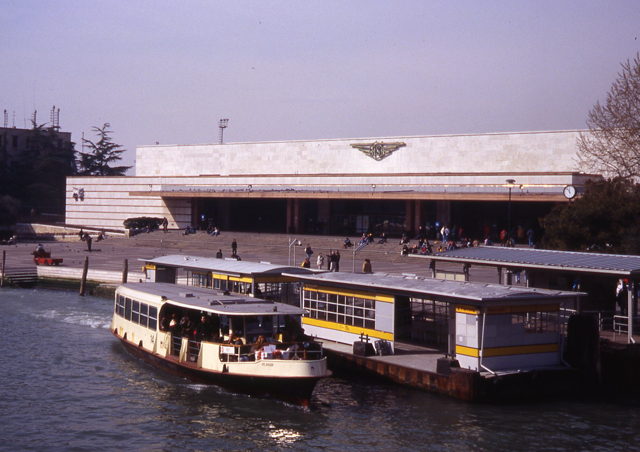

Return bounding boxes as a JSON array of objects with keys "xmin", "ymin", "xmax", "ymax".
[{"xmin": 190, "ymin": 197, "xmax": 556, "ymax": 241}]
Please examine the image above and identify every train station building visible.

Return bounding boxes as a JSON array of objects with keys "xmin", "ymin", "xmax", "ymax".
[{"xmin": 65, "ymin": 129, "xmax": 598, "ymax": 239}]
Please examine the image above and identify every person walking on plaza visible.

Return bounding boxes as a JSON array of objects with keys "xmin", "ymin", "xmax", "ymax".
[{"xmin": 231, "ymin": 239, "xmax": 238, "ymax": 257}]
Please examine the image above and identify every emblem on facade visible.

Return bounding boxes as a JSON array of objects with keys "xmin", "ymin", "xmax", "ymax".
[{"xmin": 350, "ymin": 141, "xmax": 406, "ymax": 161}]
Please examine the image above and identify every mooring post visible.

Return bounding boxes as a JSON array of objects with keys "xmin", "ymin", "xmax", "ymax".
[
  {"xmin": 79, "ymin": 256, "xmax": 89, "ymax": 296},
  {"xmin": 122, "ymin": 259, "xmax": 128, "ymax": 284},
  {"xmin": 1, "ymin": 250, "xmax": 5, "ymax": 287}
]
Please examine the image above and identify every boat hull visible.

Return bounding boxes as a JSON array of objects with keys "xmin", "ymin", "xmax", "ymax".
[{"xmin": 115, "ymin": 332, "xmax": 326, "ymax": 406}]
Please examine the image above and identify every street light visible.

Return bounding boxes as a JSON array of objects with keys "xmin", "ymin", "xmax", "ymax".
[
  {"xmin": 506, "ymin": 179, "xmax": 516, "ymax": 243},
  {"xmin": 218, "ymin": 118, "xmax": 229, "ymax": 144},
  {"xmin": 288, "ymin": 237, "xmax": 301, "ymax": 265}
]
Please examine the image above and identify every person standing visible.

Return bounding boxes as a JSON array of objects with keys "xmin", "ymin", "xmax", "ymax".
[
  {"xmin": 316, "ymin": 253, "xmax": 325, "ymax": 270},
  {"xmin": 362, "ymin": 258, "xmax": 372, "ymax": 273},
  {"xmin": 231, "ymin": 239, "xmax": 238, "ymax": 257},
  {"xmin": 334, "ymin": 250, "xmax": 341, "ymax": 272}
]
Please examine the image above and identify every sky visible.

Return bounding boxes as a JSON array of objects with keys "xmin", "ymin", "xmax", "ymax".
[{"xmin": 2, "ymin": 1, "xmax": 639, "ymax": 173}]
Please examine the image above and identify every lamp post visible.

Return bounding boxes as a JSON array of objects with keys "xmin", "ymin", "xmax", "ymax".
[
  {"xmin": 506, "ymin": 179, "xmax": 515, "ymax": 242},
  {"xmin": 288, "ymin": 237, "xmax": 301, "ymax": 266},
  {"xmin": 218, "ymin": 118, "xmax": 229, "ymax": 144}
]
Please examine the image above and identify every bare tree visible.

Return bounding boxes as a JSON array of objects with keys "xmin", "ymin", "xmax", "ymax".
[{"xmin": 577, "ymin": 53, "xmax": 640, "ymax": 180}]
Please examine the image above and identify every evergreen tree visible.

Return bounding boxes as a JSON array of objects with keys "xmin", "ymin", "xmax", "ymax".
[
  {"xmin": 78, "ymin": 123, "xmax": 131, "ymax": 176},
  {"xmin": 541, "ymin": 178, "xmax": 640, "ymax": 254}
]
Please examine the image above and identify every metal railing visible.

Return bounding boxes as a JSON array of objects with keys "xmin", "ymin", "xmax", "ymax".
[{"xmin": 218, "ymin": 341, "xmax": 324, "ymax": 362}]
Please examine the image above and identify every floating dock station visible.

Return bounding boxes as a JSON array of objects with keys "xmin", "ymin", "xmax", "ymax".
[{"xmin": 140, "ymin": 255, "xmax": 587, "ymax": 402}]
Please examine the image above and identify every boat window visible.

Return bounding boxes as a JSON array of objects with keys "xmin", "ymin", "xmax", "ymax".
[
  {"xmin": 220, "ymin": 315, "xmax": 229, "ymax": 337},
  {"xmin": 149, "ymin": 306, "xmax": 158, "ymax": 330},
  {"xmin": 245, "ymin": 315, "xmax": 274, "ymax": 342},
  {"xmin": 139, "ymin": 303, "xmax": 148, "ymax": 328},
  {"xmin": 115, "ymin": 295, "xmax": 125, "ymax": 317},
  {"xmin": 125, "ymin": 298, "xmax": 132, "ymax": 320},
  {"xmin": 132, "ymin": 300, "xmax": 140, "ymax": 324}
]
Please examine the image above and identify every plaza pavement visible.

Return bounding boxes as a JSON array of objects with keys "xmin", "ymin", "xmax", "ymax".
[{"xmin": 1, "ymin": 229, "xmax": 502, "ymax": 284}]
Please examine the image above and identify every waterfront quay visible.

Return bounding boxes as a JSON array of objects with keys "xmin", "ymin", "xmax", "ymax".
[
  {"xmin": 0, "ymin": 227, "xmax": 618, "ymax": 402},
  {"xmin": 1, "ymin": 226, "xmax": 499, "ymax": 284}
]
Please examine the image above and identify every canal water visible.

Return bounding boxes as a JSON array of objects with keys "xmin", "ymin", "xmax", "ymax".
[{"xmin": 1, "ymin": 287, "xmax": 639, "ymax": 452}]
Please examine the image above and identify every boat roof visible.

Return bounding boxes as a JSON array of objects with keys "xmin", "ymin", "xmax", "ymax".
[
  {"xmin": 411, "ymin": 246, "xmax": 640, "ymax": 277},
  {"xmin": 142, "ymin": 254, "xmax": 316, "ymax": 277},
  {"xmin": 117, "ymin": 282, "xmax": 305, "ymax": 316},
  {"xmin": 286, "ymin": 271, "xmax": 583, "ymax": 306}
]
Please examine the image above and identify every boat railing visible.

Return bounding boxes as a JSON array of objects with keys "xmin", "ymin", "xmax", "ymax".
[{"xmin": 218, "ymin": 341, "xmax": 324, "ymax": 362}]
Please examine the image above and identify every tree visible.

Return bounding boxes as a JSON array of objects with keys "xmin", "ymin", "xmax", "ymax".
[
  {"xmin": 577, "ymin": 53, "xmax": 640, "ymax": 180},
  {"xmin": 540, "ymin": 178, "xmax": 640, "ymax": 254},
  {"xmin": 78, "ymin": 123, "xmax": 131, "ymax": 176},
  {"xmin": 0, "ymin": 195, "xmax": 20, "ymax": 228}
]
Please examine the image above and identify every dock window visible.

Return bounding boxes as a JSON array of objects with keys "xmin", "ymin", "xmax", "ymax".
[
  {"xmin": 190, "ymin": 272, "xmax": 211, "ymax": 288},
  {"xmin": 303, "ymin": 290, "xmax": 375, "ymax": 330},
  {"xmin": 513, "ymin": 310, "xmax": 559, "ymax": 334}
]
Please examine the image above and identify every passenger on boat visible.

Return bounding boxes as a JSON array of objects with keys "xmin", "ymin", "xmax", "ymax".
[
  {"xmin": 195, "ymin": 316, "xmax": 213, "ymax": 342},
  {"xmin": 160, "ymin": 315, "xmax": 171, "ymax": 331},
  {"xmin": 251, "ymin": 335, "xmax": 268, "ymax": 354},
  {"xmin": 228, "ymin": 333, "xmax": 244, "ymax": 345},
  {"xmin": 180, "ymin": 315, "xmax": 195, "ymax": 337},
  {"xmin": 169, "ymin": 313, "xmax": 180, "ymax": 333}
]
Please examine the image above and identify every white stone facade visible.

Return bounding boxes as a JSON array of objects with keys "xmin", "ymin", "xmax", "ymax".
[
  {"xmin": 66, "ymin": 130, "xmax": 597, "ymax": 232},
  {"xmin": 136, "ymin": 130, "xmax": 583, "ymax": 177}
]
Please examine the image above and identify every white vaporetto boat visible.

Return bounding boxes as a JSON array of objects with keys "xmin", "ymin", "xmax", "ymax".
[{"xmin": 111, "ymin": 282, "xmax": 331, "ymax": 405}]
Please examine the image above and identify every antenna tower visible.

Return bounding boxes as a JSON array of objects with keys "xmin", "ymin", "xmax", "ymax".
[{"xmin": 50, "ymin": 105, "xmax": 60, "ymax": 130}]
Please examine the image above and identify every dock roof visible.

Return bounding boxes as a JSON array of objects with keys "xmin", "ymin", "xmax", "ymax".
[
  {"xmin": 287, "ymin": 271, "xmax": 582, "ymax": 306},
  {"xmin": 413, "ymin": 247, "xmax": 640, "ymax": 277},
  {"xmin": 142, "ymin": 255, "xmax": 315, "ymax": 277}
]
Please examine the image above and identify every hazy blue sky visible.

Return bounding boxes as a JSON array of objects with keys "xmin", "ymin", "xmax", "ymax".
[{"xmin": 2, "ymin": 1, "xmax": 639, "ymax": 171}]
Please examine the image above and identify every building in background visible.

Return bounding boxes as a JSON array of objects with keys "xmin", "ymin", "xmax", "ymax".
[{"xmin": 65, "ymin": 129, "xmax": 599, "ymax": 239}]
